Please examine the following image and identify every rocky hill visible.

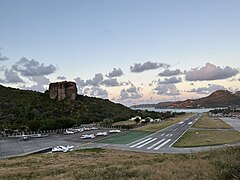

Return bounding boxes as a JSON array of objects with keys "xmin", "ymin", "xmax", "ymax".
[
  {"xmin": 132, "ymin": 90, "xmax": 240, "ymax": 109},
  {"xmin": 0, "ymin": 84, "xmax": 166, "ymax": 131}
]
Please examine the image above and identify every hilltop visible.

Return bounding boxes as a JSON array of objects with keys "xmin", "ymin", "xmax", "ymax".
[
  {"xmin": 0, "ymin": 84, "xmax": 167, "ymax": 131},
  {"xmin": 132, "ymin": 90, "xmax": 240, "ymax": 109}
]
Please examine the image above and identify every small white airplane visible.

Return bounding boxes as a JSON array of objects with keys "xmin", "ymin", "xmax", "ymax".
[
  {"xmin": 95, "ymin": 132, "xmax": 108, "ymax": 136},
  {"xmin": 80, "ymin": 134, "xmax": 95, "ymax": 139},
  {"xmin": 52, "ymin": 145, "xmax": 74, "ymax": 153},
  {"xmin": 109, "ymin": 129, "xmax": 121, "ymax": 133},
  {"xmin": 178, "ymin": 121, "xmax": 184, "ymax": 124},
  {"xmin": 64, "ymin": 129, "xmax": 76, "ymax": 134},
  {"xmin": 19, "ymin": 135, "xmax": 30, "ymax": 141}
]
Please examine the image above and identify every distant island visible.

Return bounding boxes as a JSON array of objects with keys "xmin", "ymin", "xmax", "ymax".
[{"xmin": 131, "ymin": 90, "xmax": 240, "ymax": 109}]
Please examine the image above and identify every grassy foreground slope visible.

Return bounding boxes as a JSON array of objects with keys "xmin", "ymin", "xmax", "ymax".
[{"xmin": 0, "ymin": 147, "xmax": 239, "ymax": 179}]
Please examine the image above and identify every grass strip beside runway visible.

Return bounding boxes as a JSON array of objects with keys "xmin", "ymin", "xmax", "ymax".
[
  {"xmin": 192, "ymin": 113, "xmax": 232, "ymax": 129},
  {"xmin": 96, "ymin": 130, "xmax": 152, "ymax": 144},
  {"xmin": 173, "ymin": 129, "xmax": 240, "ymax": 147}
]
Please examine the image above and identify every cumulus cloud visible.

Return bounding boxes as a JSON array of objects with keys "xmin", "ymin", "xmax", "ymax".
[
  {"xmin": 189, "ymin": 84, "xmax": 225, "ymax": 95},
  {"xmin": 154, "ymin": 84, "xmax": 180, "ymax": 96},
  {"xmin": 130, "ymin": 61, "xmax": 169, "ymax": 73},
  {"xmin": 106, "ymin": 68, "xmax": 123, "ymax": 77},
  {"xmin": 85, "ymin": 73, "xmax": 104, "ymax": 86},
  {"xmin": 101, "ymin": 78, "xmax": 122, "ymax": 87},
  {"xmin": 57, "ymin": 76, "xmax": 67, "ymax": 80},
  {"xmin": 12, "ymin": 57, "xmax": 57, "ymax": 77},
  {"xmin": 186, "ymin": 63, "xmax": 239, "ymax": 81},
  {"xmin": 0, "ymin": 53, "xmax": 9, "ymax": 61},
  {"xmin": 118, "ymin": 85, "xmax": 143, "ymax": 100},
  {"xmin": 84, "ymin": 86, "xmax": 108, "ymax": 99},
  {"xmin": 159, "ymin": 77, "xmax": 182, "ymax": 84},
  {"xmin": 158, "ymin": 69, "xmax": 181, "ymax": 76},
  {"xmin": 0, "ymin": 69, "xmax": 24, "ymax": 84}
]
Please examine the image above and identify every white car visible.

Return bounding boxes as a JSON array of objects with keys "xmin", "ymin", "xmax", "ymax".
[
  {"xmin": 52, "ymin": 145, "xmax": 74, "ymax": 153},
  {"xmin": 90, "ymin": 127, "xmax": 98, "ymax": 130},
  {"xmin": 80, "ymin": 134, "xmax": 95, "ymax": 139},
  {"xmin": 95, "ymin": 132, "xmax": 108, "ymax": 136},
  {"xmin": 64, "ymin": 129, "xmax": 76, "ymax": 134},
  {"xmin": 109, "ymin": 129, "xmax": 121, "ymax": 133}
]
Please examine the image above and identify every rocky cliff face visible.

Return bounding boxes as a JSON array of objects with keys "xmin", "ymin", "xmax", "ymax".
[{"xmin": 49, "ymin": 81, "xmax": 77, "ymax": 101}]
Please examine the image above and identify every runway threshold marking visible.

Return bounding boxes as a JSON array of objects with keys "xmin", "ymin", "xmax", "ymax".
[
  {"xmin": 136, "ymin": 138, "xmax": 157, "ymax": 148},
  {"xmin": 130, "ymin": 138, "xmax": 152, "ymax": 148},
  {"xmin": 161, "ymin": 133, "xmax": 165, "ymax": 136},
  {"xmin": 146, "ymin": 139, "xmax": 166, "ymax": 150},
  {"xmin": 154, "ymin": 139, "xmax": 171, "ymax": 150}
]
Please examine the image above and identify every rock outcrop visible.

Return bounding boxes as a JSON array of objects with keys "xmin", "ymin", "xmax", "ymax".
[{"xmin": 49, "ymin": 81, "xmax": 77, "ymax": 101}]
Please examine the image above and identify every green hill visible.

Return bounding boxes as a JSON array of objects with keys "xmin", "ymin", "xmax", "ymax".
[{"xmin": 0, "ymin": 85, "xmax": 170, "ymax": 132}]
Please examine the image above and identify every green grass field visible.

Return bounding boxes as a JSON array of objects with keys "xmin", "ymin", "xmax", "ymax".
[
  {"xmin": 174, "ymin": 130, "xmax": 240, "ymax": 147},
  {"xmin": 97, "ymin": 130, "xmax": 152, "ymax": 144},
  {"xmin": 193, "ymin": 113, "xmax": 232, "ymax": 129}
]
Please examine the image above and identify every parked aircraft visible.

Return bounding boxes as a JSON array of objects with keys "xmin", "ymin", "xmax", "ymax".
[
  {"xmin": 80, "ymin": 134, "xmax": 95, "ymax": 139},
  {"xmin": 19, "ymin": 135, "xmax": 30, "ymax": 141},
  {"xmin": 95, "ymin": 132, "xmax": 108, "ymax": 136},
  {"xmin": 109, "ymin": 129, "xmax": 121, "ymax": 133},
  {"xmin": 52, "ymin": 145, "xmax": 74, "ymax": 153},
  {"xmin": 64, "ymin": 129, "xmax": 76, "ymax": 134}
]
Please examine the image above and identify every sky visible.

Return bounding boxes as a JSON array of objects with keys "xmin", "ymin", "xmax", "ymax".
[{"xmin": 0, "ymin": 0, "xmax": 240, "ymax": 106}]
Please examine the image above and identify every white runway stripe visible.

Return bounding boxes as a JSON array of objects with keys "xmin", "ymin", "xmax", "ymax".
[
  {"xmin": 130, "ymin": 138, "xmax": 152, "ymax": 148},
  {"xmin": 161, "ymin": 133, "xmax": 165, "ymax": 136},
  {"xmin": 170, "ymin": 134, "xmax": 173, "ymax": 137},
  {"xmin": 154, "ymin": 139, "xmax": 171, "ymax": 150},
  {"xmin": 147, "ymin": 139, "xmax": 166, "ymax": 150},
  {"xmin": 136, "ymin": 138, "xmax": 157, "ymax": 148}
]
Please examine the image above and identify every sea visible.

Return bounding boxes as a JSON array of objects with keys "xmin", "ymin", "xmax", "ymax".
[{"xmin": 131, "ymin": 107, "xmax": 216, "ymax": 113}]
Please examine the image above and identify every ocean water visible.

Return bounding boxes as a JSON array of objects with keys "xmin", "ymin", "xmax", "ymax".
[{"xmin": 132, "ymin": 107, "xmax": 215, "ymax": 113}]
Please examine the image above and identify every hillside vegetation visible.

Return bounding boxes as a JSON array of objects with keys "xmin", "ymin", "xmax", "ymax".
[{"xmin": 0, "ymin": 85, "xmax": 176, "ymax": 132}]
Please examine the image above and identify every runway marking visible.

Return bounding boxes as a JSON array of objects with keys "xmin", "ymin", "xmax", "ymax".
[
  {"xmin": 173, "ymin": 128, "xmax": 177, "ymax": 132},
  {"xmin": 136, "ymin": 138, "xmax": 157, "ymax": 148},
  {"xmin": 181, "ymin": 123, "xmax": 185, "ymax": 127},
  {"xmin": 178, "ymin": 121, "xmax": 184, "ymax": 124},
  {"xmin": 169, "ymin": 134, "xmax": 173, "ymax": 137},
  {"xmin": 154, "ymin": 139, "xmax": 171, "ymax": 150},
  {"xmin": 166, "ymin": 134, "xmax": 170, "ymax": 137},
  {"xmin": 188, "ymin": 122, "xmax": 193, "ymax": 125},
  {"xmin": 147, "ymin": 139, "xmax": 166, "ymax": 150},
  {"xmin": 130, "ymin": 138, "xmax": 152, "ymax": 148},
  {"xmin": 161, "ymin": 133, "xmax": 165, "ymax": 136}
]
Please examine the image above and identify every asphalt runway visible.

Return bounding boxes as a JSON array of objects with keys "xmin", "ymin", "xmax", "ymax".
[
  {"xmin": 0, "ymin": 128, "xmax": 121, "ymax": 158},
  {"xmin": 125, "ymin": 114, "xmax": 201, "ymax": 153}
]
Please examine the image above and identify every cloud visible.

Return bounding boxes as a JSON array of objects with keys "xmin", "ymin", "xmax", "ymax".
[
  {"xmin": 189, "ymin": 84, "xmax": 225, "ymax": 95},
  {"xmin": 154, "ymin": 84, "xmax": 180, "ymax": 96},
  {"xmin": 186, "ymin": 63, "xmax": 239, "ymax": 81},
  {"xmin": 118, "ymin": 85, "xmax": 143, "ymax": 100},
  {"xmin": 106, "ymin": 68, "xmax": 123, "ymax": 77},
  {"xmin": 101, "ymin": 78, "xmax": 122, "ymax": 87},
  {"xmin": 0, "ymin": 53, "xmax": 9, "ymax": 61},
  {"xmin": 12, "ymin": 57, "xmax": 57, "ymax": 77},
  {"xmin": 159, "ymin": 77, "xmax": 182, "ymax": 84},
  {"xmin": 0, "ymin": 69, "xmax": 25, "ymax": 84},
  {"xmin": 130, "ymin": 61, "xmax": 169, "ymax": 73},
  {"xmin": 84, "ymin": 86, "xmax": 108, "ymax": 99},
  {"xmin": 57, "ymin": 76, "xmax": 67, "ymax": 80},
  {"xmin": 158, "ymin": 69, "xmax": 181, "ymax": 76},
  {"xmin": 85, "ymin": 73, "xmax": 104, "ymax": 86}
]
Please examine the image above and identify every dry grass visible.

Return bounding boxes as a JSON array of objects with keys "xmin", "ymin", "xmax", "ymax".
[
  {"xmin": 193, "ymin": 113, "xmax": 232, "ymax": 129},
  {"xmin": 0, "ymin": 147, "xmax": 240, "ymax": 180},
  {"xmin": 113, "ymin": 120, "xmax": 136, "ymax": 126},
  {"xmin": 174, "ymin": 130, "xmax": 240, "ymax": 147},
  {"xmin": 135, "ymin": 113, "xmax": 194, "ymax": 132}
]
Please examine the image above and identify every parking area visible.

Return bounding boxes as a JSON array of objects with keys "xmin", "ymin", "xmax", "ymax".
[{"xmin": 0, "ymin": 128, "xmax": 124, "ymax": 158}]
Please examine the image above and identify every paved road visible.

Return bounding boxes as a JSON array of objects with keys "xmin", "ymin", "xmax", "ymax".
[
  {"xmin": 221, "ymin": 117, "xmax": 240, "ymax": 132},
  {"xmin": 123, "ymin": 114, "xmax": 201, "ymax": 153}
]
